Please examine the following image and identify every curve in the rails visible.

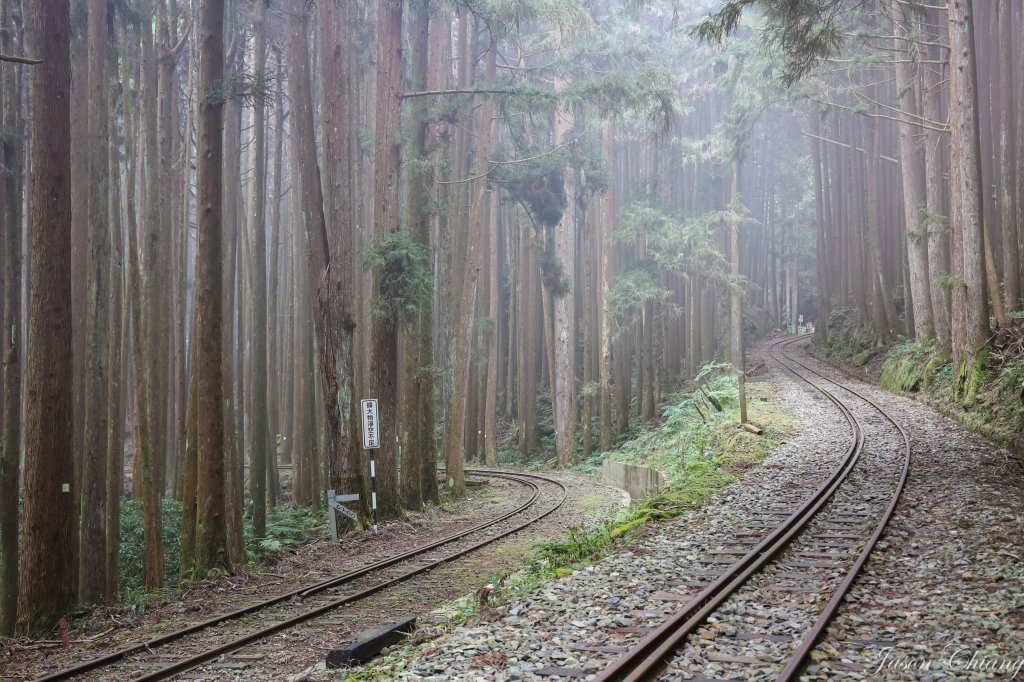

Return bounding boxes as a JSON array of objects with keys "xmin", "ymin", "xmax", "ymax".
[
  {"xmin": 594, "ymin": 335, "xmax": 910, "ymax": 682},
  {"xmin": 35, "ymin": 469, "xmax": 567, "ymax": 682}
]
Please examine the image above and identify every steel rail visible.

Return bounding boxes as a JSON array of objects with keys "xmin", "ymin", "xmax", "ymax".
[
  {"xmin": 773, "ymin": 339, "xmax": 911, "ymax": 681},
  {"xmin": 35, "ymin": 469, "xmax": 565, "ymax": 682},
  {"xmin": 595, "ymin": 334, "xmax": 909, "ymax": 682},
  {"xmin": 594, "ymin": 335, "xmax": 864, "ymax": 682}
]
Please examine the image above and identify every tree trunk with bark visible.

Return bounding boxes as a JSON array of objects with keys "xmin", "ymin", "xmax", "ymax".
[
  {"xmin": 287, "ymin": 3, "xmax": 362, "ymax": 523},
  {"xmin": 553, "ymin": 105, "xmax": 577, "ymax": 467},
  {"xmin": 105, "ymin": 38, "xmax": 126, "ymax": 600},
  {"xmin": 892, "ymin": 1, "xmax": 935, "ymax": 340},
  {"xmin": 811, "ymin": 109, "xmax": 830, "ymax": 344},
  {"xmin": 997, "ymin": 0, "xmax": 1020, "ymax": 311},
  {"xmin": 192, "ymin": 0, "xmax": 229, "ymax": 574},
  {"xmin": 401, "ymin": 0, "xmax": 440, "ymax": 504},
  {"xmin": 0, "ymin": 0, "xmax": 24, "ymax": 635},
  {"xmin": 949, "ymin": 0, "xmax": 991, "ymax": 399},
  {"xmin": 80, "ymin": 0, "xmax": 112, "ymax": 606},
  {"xmin": 369, "ymin": 0, "xmax": 404, "ymax": 519},
  {"xmin": 729, "ymin": 151, "xmax": 747, "ymax": 424},
  {"xmin": 923, "ymin": 28, "xmax": 952, "ymax": 354},
  {"xmin": 18, "ymin": 0, "xmax": 76, "ymax": 634},
  {"xmin": 598, "ymin": 126, "xmax": 615, "ymax": 451},
  {"xmin": 444, "ymin": 39, "xmax": 497, "ymax": 494},
  {"xmin": 249, "ymin": 0, "xmax": 269, "ymax": 537}
]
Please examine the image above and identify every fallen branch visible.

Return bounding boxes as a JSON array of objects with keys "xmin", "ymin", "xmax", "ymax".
[
  {"xmin": 741, "ymin": 423, "xmax": 764, "ymax": 435},
  {"xmin": 700, "ymin": 385, "xmax": 723, "ymax": 412}
]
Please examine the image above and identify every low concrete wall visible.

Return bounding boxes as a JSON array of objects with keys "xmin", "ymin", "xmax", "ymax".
[{"xmin": 601, "ymin": 459, "xmax": 664, "ymax": 503}]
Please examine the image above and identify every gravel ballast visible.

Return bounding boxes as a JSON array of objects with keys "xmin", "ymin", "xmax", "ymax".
[{"xmin": 353, "ymin": 339, "xmax": 1023, "ymax": 682}]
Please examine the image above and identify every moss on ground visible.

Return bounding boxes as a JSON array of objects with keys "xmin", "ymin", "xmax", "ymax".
[
  {"xmin": 815, "ymin": 309, "xmax": 1024, "ymax": 460},
  {"xmin": 578, "ymin": 366, "xmax": 794, "ymax": 495}
]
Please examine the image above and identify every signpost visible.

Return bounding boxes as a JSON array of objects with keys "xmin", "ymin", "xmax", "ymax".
[
  {"xmin": 325, "ymin": 399, "xmax": 382, "ymax": 540},
  {"xmin": 361, "ymin": 399, "xmax": 380, "ymax": 534},
  {"xmin": 327, "ymin": 490, "xmax": 359, "ymax": 543}
]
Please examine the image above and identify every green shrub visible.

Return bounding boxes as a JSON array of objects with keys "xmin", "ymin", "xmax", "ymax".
[
  {"xmin": 119, "ymin": 498, "xmax": 182, "ymax": 598},
  {"xmin": 245, "ymin": 505, "xmax": 327, "ymax": 567}
]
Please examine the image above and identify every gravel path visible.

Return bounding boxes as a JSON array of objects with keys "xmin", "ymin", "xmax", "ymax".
[
  {"xmin": 800, "ymin": 344, "xmax": 1024, "ymax": 681},
  {"xmin": 352, "ymin": 339, "xmax": 1023, "ymax": 682}
]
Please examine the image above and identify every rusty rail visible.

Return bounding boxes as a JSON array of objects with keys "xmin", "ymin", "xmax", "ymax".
[
  {"xmin": 36, "ymin": 469, "xmax": 567, "ymax": 682},
  {"xmin": 594, "ymin": 335, "xmax": 910, "ymax": 682}
]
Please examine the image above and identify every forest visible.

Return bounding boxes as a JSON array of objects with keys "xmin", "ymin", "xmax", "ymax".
[{"xmin": 0, "ymin": 0, "xmax": 1022, "ymax": 645}]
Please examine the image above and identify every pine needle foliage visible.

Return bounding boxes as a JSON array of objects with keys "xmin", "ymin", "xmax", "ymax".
[
  {"xmin": 362, "ymin": 232, "xmax": 433, "ymax": 324},
  {"xmin": 606, "ymin": 264, "xmax": 673, "ymax": 336},
  {"xmin": 692, "ymin": 0, "xmax": 848, "ymax": 85}
]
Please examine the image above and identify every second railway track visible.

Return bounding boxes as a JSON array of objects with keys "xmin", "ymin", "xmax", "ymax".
[
  {"xmin": 35, "ymin": 469, "xmax": 567, "ymax": 682},
  {"xmin": 594, "ymin": 335, "xmax": 910, "ymax": 682}
]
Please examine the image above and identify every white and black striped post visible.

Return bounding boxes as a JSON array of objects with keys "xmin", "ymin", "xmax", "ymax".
[
  {"xmin": 361, "ymin": 399, "xmax": 380, "ymax": 535},
  {"xmin": 369, "ymin": 449, "xmax": 378, "ymax": 533}
]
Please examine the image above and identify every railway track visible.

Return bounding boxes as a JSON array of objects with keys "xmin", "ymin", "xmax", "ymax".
[
  {"xmin": 594, "ymin": 335, "xmax": 910, "ymax": 682},
  {"xmin": 35, "ymin": 469, "xmax": 567, "ymax": 682}
]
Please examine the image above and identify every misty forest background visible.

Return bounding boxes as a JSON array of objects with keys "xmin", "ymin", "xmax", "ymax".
[{"xmin": 1, "ymin": 0, "xmax": 1023, "ymax": 637}]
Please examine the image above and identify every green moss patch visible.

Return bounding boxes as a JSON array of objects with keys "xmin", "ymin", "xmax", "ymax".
[
  {"xmin": 815, "ymin": 312, "xmax": 1024, "ymax": 461},
  {"xmin": 852, "ymin": 349, "xmax": 873, "ymax": 367}
]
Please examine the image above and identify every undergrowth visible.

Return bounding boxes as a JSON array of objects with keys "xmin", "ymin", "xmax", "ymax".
[
  {"xmin": 245, "ymin": 505, "xmax": 327, "ymax": 568},
  {"xmin": 117, "ymin": 500, "xmax": 326, "ymax": 600},
  {"xmin": 878, "ymin": 337, "xmax": 1024, "ymax": 455},
  {"xmin": 578, "ymin": 362, "xmax": 793, "ymax": 488},
  {"xmin": 119, "ymin": 498, "xmax": 183, "ymax": 600},
  {"xmin": 816, "ymin": 309, "xmax": 1024, "ymax": 459}
]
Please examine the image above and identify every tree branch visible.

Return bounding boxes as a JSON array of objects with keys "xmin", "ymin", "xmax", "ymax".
[
  {"xmin": 0, "ymin": 53, "xmax": 41, "ymax": 65},
  {"xmin": 401, "ymin": 88, "xmax": 520, "ymax": 99},
  {"xmin": 801, "ymin": 131, "xmax": 899, "ymax": 164}
]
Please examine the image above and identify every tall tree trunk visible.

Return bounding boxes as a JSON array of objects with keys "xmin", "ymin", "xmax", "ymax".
[
  {"xmin": 552, "ymin": 101, "xmax": 576, "ymax": 467},
  {"xmin": 140, "ymin": 0, "xmax": 160, "ymax": 498},
  {"xmin": 122, "ymin": 17, "xmax": 162, "ymax": 589},
  {"xmin": 997, "ymin": 0, "xmax": 1020, "ymax": 311},
  {"xmin": 598, "ymin": 126, "xmax": 615, "ymax": 451},
  {"xmin": 268, "ymin": 50, "xmax": 284, "ymax": 463},
  {"xmin": 483, "ymin": 189, "xmax": 500, "ymax": 467},
  {"xmin": 152, "ymin": 1, "xmax": 174, "ymax": 497},
  {"xmin": 892, "ymin": 1, "xmax": 934, "ymax": 340},
  {"xmin": 80, "ymin": 0, "xmax": 112, "ymax": 605},
  {"xmin": 445, "ymin": 39, "xmax": 496, "ymax": 494},
  {"xmin": 949, "ymin": 0, "xmax": 991, "ymax": 398},
  {"xmin": 369, "ymin": 0, "xmax": 404, "ymax": 518},
  {"xmin": 19, "ymin": 0, "xmax": 76, "ymax": 634},
  {"xmin": 865, "ymin": 115, "xmax": 893, "ymax": 342},
  {"xmin": 105, "ymin": 37, "xmax": 126, "ymax": 600},
  {"xmin": 729, "ymin": 151, "xmax": 747, "ymax": 424},
  {"xmin": 221, "ymin": 9, "xmax": 244, "ymax": 567},
  {"xmin": 811, "ymin": 109, "xmax": 830, "ymax": 344},
  {"xmin": 401, "ymin": 0, "xmax": 439, "ymax": 505},
  {"xmin": 290, "ymin": 161, "xmax": 310, "ymax": 506},
  {"xmin": 923, "ymin": 30, "xmax": 952, "ymax": 354},
  {"xmin": 192, "ymin": 0, "xmax": 229, "ymax": 574},
  {"xmin": 287, "ymin": 3, "xmax": 362, "ymax": 524},
  {"xmin": 248, "ymin": 0, "xmax": 269, "ymax": 538},
  {"xmin": 0, "ymin": 0, "xmax": 24, "ymax": 634},
  {"xmin": 137, "ymin": 1, "xmax": 166, "ymax": 584}
]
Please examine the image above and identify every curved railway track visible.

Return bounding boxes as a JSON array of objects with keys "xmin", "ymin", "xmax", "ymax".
[
  {"xmin": 595, "ymin": 334, "xmax": 910, "ymax": 682},
  {"xmin": 35, "ymin": 469, "xmax": 568, "ymax": 682}
]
